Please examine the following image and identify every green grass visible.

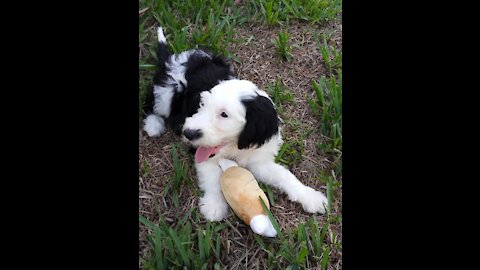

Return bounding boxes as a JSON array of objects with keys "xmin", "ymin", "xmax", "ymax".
[
  {"xmin": 246, "ymin": 0, "xmax": 341, "ymax": 25},
  {"xmin": 251, "ymin": 214, "xmax": 336, "ymax": 269},
  {"xmin": 275, "ymin": 139, "xmax": 304, "ymax": 167},
  {"xmin": 140, "ymin": 0, "xmax": 244, "ymax": 57},
  {"xmin": 141, "ymin": 160, "xmax": 149, "ymax": 178},
  {"xmin": 161, "ymin": 144, "xmax": 191, "ymax": 208},
  {"xmin": 267, "ymin": 79, "xmax": 293, "ymax": 108},
  {"xmin": 138, "ymin": 0, "xmax": 342, "ymax": 119},
  {"xmin": 274, "ymin": 31, "xmax": 293, "ymax": 61},
  {"xmin": 308, "ymin": 71, "xmax": 342, "ymax": 157},
  {"xmin": 282, "ymin": 0, "xmax": 341, "ymax": 24},
  {"xmin": 259, "ymin": 0, "xmax": 283, "ymax": 25},
  {"xmin": 139, "ymin": 72, "xmax": 153, "ymax": 121},
  {"xmin": 304, "ymin": 30, "xmax": 342, "ymax": 260},
  {"xmin": 316, "ymin": 35, "xmax": 342, "ymax": 76},
  {"xmin": 258, "ymin": 182, "xmax": 276, "ymax": 206},
  {"xmin": 275, "ymin": 127, "xmax": 316, "ymax": 167},
  {"xmin": 139, "ymin": 214, "xmax": 227, "ymax": 269}
]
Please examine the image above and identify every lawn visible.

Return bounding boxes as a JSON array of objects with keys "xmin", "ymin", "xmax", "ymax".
[{"xmin": 139, "ymin": 0, "xmax": 342, "ymax": 269}]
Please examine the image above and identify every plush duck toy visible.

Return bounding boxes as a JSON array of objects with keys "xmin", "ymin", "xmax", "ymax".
[{"xmin": 218, "ymin": 159, "xmax": 277, "ymax": 237}]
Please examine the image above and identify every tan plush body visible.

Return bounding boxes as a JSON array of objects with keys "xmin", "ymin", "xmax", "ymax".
[
  {"xmin": 220, "ymin": 166, "xmax": 270, "ymax": 224},
  {"xmin": 218, "ymin": 159, "xmax": 277, "ymax": 237}
]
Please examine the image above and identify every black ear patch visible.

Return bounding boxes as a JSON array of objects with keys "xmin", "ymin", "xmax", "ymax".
[{"xmin": 238, "ymin": 95, "xmax": 280, "ymax": 149}]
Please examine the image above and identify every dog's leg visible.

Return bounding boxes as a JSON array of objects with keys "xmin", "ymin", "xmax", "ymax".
[
  {"xmin": 195, "ymin": 161, "xmax": 229, "ymax": 221},
  {"xmin": 247, "ymin": 161, "xmax": 328, "ymax": 214},
  {"xmin": 143, "ymin": 82, "xmax": 172, "ymax": 137},
  {"xmin": 142, "ymin": 27, "xmax": 172, "ymax": 137}
]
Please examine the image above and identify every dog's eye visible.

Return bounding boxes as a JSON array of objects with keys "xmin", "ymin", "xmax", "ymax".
[{"xmin": 220, "ymin": 112, "xmax": 228, "ymax": 118}]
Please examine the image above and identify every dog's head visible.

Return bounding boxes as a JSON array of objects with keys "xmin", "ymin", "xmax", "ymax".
[{"xmin": 182, "ymin": 79, "xmax": 280, "ymax": 163}]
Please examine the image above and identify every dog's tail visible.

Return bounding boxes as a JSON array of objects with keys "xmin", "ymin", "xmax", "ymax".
[
  {"xmin": 142, "ymin": 27, "xmax": 171, "ymax": 137},
  {"xmin": 155, "ymin": 27, "xmax": 170, "ymax": 72}
]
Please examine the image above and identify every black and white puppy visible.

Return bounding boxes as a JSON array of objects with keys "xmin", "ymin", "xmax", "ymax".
[{"xmin": 143, "ymin": 27, "xmax": 327, "ymax": 221}]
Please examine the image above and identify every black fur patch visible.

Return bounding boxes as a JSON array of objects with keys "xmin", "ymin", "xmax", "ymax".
[
  {"xmin": 238, "ymin": 95, "xmax": 280, "ymax": 149},
  {"xmin": 167, "ymin": 51, "xmax": 233, "ymax": 133},
  {"xmin": 153, "ymin": 43, "xmax": 171, "ymax": 86},
  {"xmin": 184, "ymin": 52, "xmax": 233, "ymax": 97}
]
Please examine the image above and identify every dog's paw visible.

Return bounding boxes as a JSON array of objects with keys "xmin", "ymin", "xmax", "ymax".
[
  {"xmin": 143, "ymin": 115, "xmax": 166, "ymax": 137},
  {"xmin": 298, "ymin": 187, "xmax": 328, "ymax": 214},
  {"xmin": 199, "ymin": 196, "xmax": 229, "ymax": 221}
]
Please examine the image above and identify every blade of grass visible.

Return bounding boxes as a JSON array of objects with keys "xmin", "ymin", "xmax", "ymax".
[
  {"xmin": 320, "ymin": 222, "xmax": 329, "ymax": 244},
  {"xmin": 164, "ymin": 237, "xmax": 176, "ymax": 266},
  {"xmin": 326, "ymin": 176, "xmax": 334, "ymax": 216},
  {"xmin": 259, "ymin": 195, "xmax": 283, "ymax": 240},
  {"xmin": 321, "ymin": 246, "xmax": 330, "ymax": 270},
  {"xmin": 215, "ymin": 233, "xmax": 221, "ymax": 259},
  {"xmin": 178, "ymin": 207, "xmax": 195, "ymax": 226},
  {"xmin": 168, "ymin": 228, "xmax": 190, "ymax": 267},
  {"xmin": 139, "ymin": 215, "xmax": 156, "ymax": 229},
  {"xmin": 312, "ymin": 80, "xmax": 325, "ymax": 107},
  {"xmin": 154, "ymin": 226, "xmax": 164, "ymax": 270},
  {"xmin": 309, "ymin": 217, "xmax": 322, "ymax": 257},
  {"xmin": 297, "ymin": 222, "xmax": 306, "ymax": 243},
  {"xmin": 253, "ymin": 233, "xmax": 266, "ymax": 250},
  {"xmin": 205, "ymin": 221, "xmax": 211, "ymax": 258},
  {"xmin": 198, "ymin": 230, "xmax": 205, "ymax": 263},
  {"xmin": 139, "ymin": 64, "xmax": 157, "ymax": 70},
  {"xmin": 295, "ymin": 245, "xmax": 309, "ymax": 265}
]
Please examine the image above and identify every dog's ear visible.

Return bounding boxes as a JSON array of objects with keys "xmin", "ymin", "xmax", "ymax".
[{"xmin": 238, "ymin": 95, "xmax": 280, "ymax": 149}]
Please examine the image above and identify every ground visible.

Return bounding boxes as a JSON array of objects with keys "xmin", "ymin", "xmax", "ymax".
[{"xmin": 139, "ymin": 1, "xmax": 342, "ymax": 269}]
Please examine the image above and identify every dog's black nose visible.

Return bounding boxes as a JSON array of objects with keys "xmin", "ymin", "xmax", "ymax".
[{"xmin": 183, "ymin": 129, "xmax": 202, "ymax": 141}]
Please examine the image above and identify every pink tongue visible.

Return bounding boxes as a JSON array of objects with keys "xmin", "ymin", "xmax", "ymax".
[{"xmin": 195, "ymin": 146, "xmax": 221, "ymax": 163}]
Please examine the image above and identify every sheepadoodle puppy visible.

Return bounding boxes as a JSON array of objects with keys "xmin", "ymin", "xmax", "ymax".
[{"xmin": 143, "ymin": 27, "xmax": 328, "ymax": 221}]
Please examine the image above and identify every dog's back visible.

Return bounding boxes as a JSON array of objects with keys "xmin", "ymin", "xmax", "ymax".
[{"xmin": 143, "ymin": 27, "xmax": 234, "ymax": 136}]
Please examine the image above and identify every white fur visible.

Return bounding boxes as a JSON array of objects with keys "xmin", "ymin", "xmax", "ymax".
[
  {"xmin": 196, "ymin": 161, "xmax": 229, "ymax": 221},
  {"xmin": 194, "ymin": 135, "xmax": 327, "ymax": 220},
  {"xmin": 183, "ymin": 80, "xmax": 253, "ymax": 147},
  {"xmin": 143, "ymin": 114, "xmax": 166, "ymax": 137},
  {"xmin": 153, "ymin": 85, "xmax": 175, "ymax": 117},
  {"xmin": 157, "ymin": 27, "xmax": 166, "ymax": 43},
  {"xmin": 182, "ymin": 79, "xmax": 328, "ymax": 221}
]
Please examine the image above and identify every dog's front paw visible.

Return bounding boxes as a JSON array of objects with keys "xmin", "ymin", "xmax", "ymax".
[
  {"xmin": 298, "ymin": 187, "xmax": 328, "ymax": 214},
  {"xmin": 199, "ymin": 196, "xmax": 229, "ymax": 221}
]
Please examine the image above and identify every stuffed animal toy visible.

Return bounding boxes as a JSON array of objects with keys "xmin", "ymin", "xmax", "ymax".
[{"xmin": 218, "ymin": 159, "xmax": 277, "ymax": 237}]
